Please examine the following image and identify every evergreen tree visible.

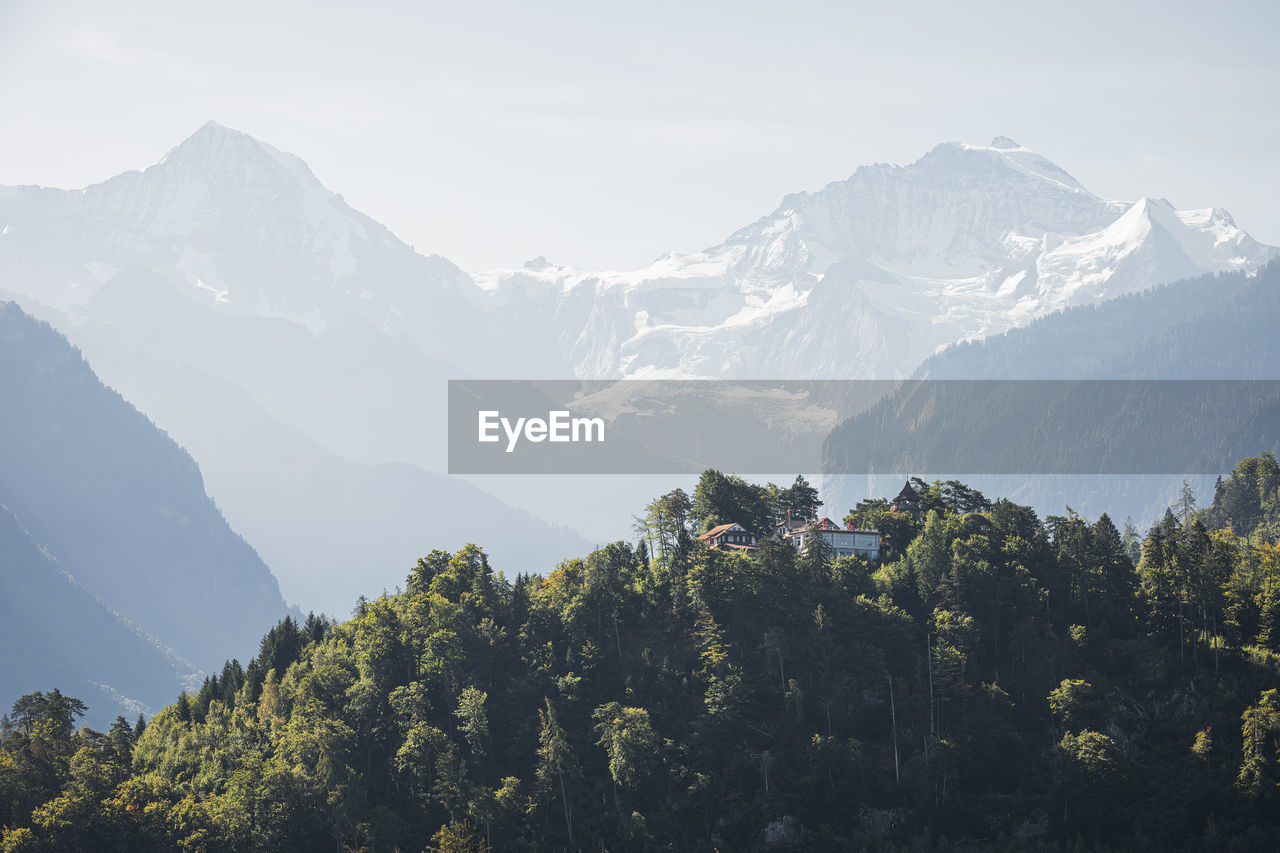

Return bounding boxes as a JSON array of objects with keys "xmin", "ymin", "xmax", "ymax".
[
  {"xmin": 779, "ymin": 474, "xmax": 823, "ymax": 522},
  {"xmin": 536, "ymin": 699, "xmax": 578, "ymax": 846},
  {"xmin": 1176, "ymin": 479, "xmax": 1199, "ymax": 524},
  {"xmin": 6, "ymin": 465, "xmax": 1280, "ymax": 851}
]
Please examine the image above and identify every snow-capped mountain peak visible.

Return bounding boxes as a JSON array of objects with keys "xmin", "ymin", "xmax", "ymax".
[
  {"xmin": 157, "ymin": 120, "xmax": 324, "ymax": 192},
  {"xmin": 483, "ymin": 138, "xmax": 1274, "ymax": 379},
  {"xmin": 1, "ymin": 128, "xmax": 1274, "ymax": 383},
  {"xmin": 0, "ymin": 121, "xmax": 487, "ymax": 333}
]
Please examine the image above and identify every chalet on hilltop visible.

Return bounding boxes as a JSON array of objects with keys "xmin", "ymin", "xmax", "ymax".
[
  {"xmin": 698, "ymin": 522, "xmax": 759, "ymax": 551},
  {"xmin": 698, "ymin": 482, "xmax": 931, "ymax": 562}
]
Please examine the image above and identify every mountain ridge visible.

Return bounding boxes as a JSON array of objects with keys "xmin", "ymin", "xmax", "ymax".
[
  {"xmin": 0, "ymin": 301, "xmax": 290, "ymax": 666},
  {"xmin": 0, "ymin": 300, "xmax": 298, "ymax": 722},
  {"xmin": 0, "ymin": 505, "xmax": 197, "ymax": 726},
  {"xmin": 3, "ymin": 126, "xmax": 1272, "ymax": 385},
  {"xmin": 477, "ymin": 135, "xmax": 1274, "ymax": 378},
  {"xmin": 1, "ymin": 124, "xmax": 1274, "ymax": 590}
]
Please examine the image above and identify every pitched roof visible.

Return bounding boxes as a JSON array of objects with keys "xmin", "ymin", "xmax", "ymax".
[
  {"xmin": 802, "ymin": 519, "xmax": 882, "ymax": 535},
  {"xmin": 699, "ymin": 522, "xmax": 744, "ymax": 541},
  {"xmin": 893, "ymin": 480, "xmax": 920, "ymax": 503}
]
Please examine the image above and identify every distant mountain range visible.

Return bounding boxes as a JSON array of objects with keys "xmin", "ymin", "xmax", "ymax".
[
  {"xmin": 1, "ymin": 124, "xmax": 1274, "ymax": 610},
  {"xmin": 478, "ymin": 136, "xmax": 1274, "ymax": 379},
  {"xmin": 0, "ymin": 302, "xmax": 289, "ymax": 724},
  {"xmin": 2, "ymin": 124, "xmax": 1269, "ymax": 383}
]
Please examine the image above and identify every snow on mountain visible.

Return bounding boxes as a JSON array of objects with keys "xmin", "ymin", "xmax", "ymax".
[
  {"xmin": 0, "ymin": 121, "xmax": 484, "ymax": 349},
  {"xmin": 0, "ymin": 126, "xmax": 1275, "ymax": 565},
  {"xmin": 482, "ymin": 138, "xmax": 1275, "ymax": 379},
  {"xmin": 3, "ymin": 127, "xmax": 1270, "ymax": 384},
  {"xmin": 0, "ymin": 124, "xmax": 591, "ymax": 612}
]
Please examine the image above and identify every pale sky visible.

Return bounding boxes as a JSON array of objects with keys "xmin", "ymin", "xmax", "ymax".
[{"xmin": 2, "ymin": 0, "xmax": 1277, "ymax": 272}]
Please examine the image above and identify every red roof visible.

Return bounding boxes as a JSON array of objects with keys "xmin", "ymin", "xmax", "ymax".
[{"xmin": 802, "ymin": 521, "xmax": 881, "ymax": 536}]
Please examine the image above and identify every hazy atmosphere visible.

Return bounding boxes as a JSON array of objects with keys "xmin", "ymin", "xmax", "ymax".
[
  {"xmin": 5, "ymin": 3, "xmax": 1280, "ymax": 850},
  {"xmin": 2, "ymin": 0, "xmax": 1278, "ymax": 271}
]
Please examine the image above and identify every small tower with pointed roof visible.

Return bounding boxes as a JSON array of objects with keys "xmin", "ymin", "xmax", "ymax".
[{"xmin": 890, "ymin": 480, "xmax": 920, "ymax": 515}]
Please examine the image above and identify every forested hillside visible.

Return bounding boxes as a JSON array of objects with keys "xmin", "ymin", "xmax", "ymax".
[
  {"xmin": 825, "ymin": 263, "xmax": 1280, "ymax": 482},
  {"xmin": 4, "ymin": 462, "xmax": 1280, "ymax": 851},
  {"xmin": 823, "ymin": 378, "xmax": 1280, "ymax": 478},
  {"xmin": 0, "ymin": 509, "xmax": 192, "ymax": 724},
  {"xmin": 0, "ymin": 301, "xmax": 290, "ymax": 716},
  {"xmin": 916, "ymin": 261, "xmax": 1280, "ymax": 380},
  {"xmin": 821, "ymin": 259, "xmax": 1280, "ymax": 529}
]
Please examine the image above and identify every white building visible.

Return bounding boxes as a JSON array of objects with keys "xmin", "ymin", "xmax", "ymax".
[{"xmin": 786, "ymin": 517, "xmax": 881, "ymax": 561}]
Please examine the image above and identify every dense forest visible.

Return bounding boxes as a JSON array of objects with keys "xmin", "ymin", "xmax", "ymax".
[{"xmin": 3, "ymin": 463, "xmax": 1280, "ymax": 851}]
